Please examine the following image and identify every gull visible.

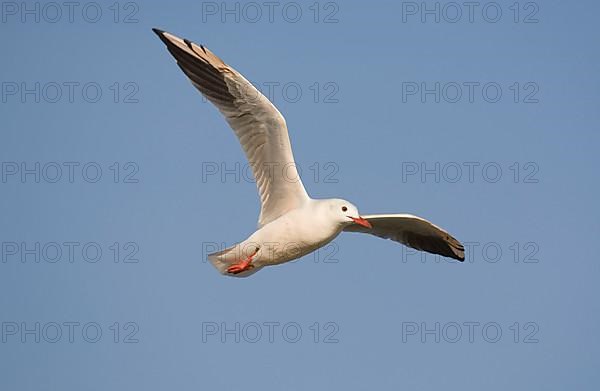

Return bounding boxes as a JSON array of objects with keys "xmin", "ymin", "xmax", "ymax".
[{"xmin": 153, "ymin": 28, "xmax": 465, "ymax": 277}]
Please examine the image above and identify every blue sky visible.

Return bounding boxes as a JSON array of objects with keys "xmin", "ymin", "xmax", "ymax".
[{"xmin": 1, "ymin": 0, "xmax": 599, "ymax": 390}]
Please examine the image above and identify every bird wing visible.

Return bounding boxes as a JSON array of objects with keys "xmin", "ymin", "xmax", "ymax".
[
  {"xmin": 153, "ymin": 29, "xmax": 309, "ymax": 227},
  {"xmin": 343, "ymin": 214, "xmax": 465, "ymax": 261}
]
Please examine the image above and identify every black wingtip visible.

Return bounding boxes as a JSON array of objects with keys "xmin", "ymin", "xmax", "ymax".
[
  {"xmin": 152, "ymin": 28, "xmax": 172, "ymax": 47},
  {"xmin": 183, "ymin": 38, "xmax": 194, "ymax": 50}
]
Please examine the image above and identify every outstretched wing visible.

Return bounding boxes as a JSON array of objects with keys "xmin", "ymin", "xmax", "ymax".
[
  {"xmin": 153, "ymin": 29, "xmax": 309, "ymax": 227},
  {"xmin": 344, "ymin": 214, "xmax": 465, "ymax": 261}
]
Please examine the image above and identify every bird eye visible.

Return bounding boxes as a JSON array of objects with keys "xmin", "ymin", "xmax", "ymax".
[{"xmin": 341, "ymin": 206, "xmax": 348, "ymax": 212}]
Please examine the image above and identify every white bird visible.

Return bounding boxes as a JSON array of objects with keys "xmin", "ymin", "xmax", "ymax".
[{"xmin": 153, "ymin": 29, "xmax": 465, "ymax": 277}]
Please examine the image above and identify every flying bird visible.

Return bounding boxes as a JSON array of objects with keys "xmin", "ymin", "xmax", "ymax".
[{"xmin": 152, "ymin": 28, "xmax": 465, "ymax": 277}]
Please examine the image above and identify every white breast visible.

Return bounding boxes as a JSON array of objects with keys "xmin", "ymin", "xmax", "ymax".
[{"xmin": 244, "ymin": 207, "xmax": 342, "ymax": 266}]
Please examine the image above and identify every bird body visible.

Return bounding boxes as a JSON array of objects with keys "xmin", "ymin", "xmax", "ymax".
[
  {"xmin": 153, "ymin": 28, "xmax": 466, "ymax": 277},
  {"xmin": 209, "ymin": 198, "xmax": 359, "ymax": 277}
]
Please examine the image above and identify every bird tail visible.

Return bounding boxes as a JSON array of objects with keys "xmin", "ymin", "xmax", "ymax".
[{"xmin": 207, "ymin": 244, "xmax": 262, "ymax": 278}]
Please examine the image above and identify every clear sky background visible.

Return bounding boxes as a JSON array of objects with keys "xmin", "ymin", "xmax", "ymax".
[{"xmin": 1, "ymin": 0, "xmax": 599, "ymax": 390}]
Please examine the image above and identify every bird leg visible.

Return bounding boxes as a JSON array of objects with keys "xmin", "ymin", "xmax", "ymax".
[{"xmin": 226, "ymin": 247, "xmax": 259, "ymax": 274}]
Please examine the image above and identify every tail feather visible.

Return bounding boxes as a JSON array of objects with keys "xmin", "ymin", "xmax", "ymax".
[{"xmin": 208, "ymin": 244, "xmax": 263, "ymax": 278}]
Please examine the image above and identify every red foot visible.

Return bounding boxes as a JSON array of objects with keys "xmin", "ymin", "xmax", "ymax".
[{"xmin": 226, "ymin": 248, "xmax": 259, "ymax": 274}]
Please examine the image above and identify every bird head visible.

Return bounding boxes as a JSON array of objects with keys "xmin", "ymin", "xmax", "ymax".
[{"xmin": 325, "ymin": 198, "xmax": 372, "ymax": 229}]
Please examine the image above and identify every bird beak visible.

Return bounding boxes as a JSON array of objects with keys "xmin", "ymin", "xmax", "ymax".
[{"xmin": 349, "ymin": 216, "xmax": 372, "ymax": 229}]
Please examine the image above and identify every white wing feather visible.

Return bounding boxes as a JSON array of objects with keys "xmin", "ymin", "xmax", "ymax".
[
  {"xmin": 344, "ymin": 214, "xmax": 465, "ymax": 261},
  {"xmin": 154, "ymin": 29, "xmax": 309, "ymax": 227}
]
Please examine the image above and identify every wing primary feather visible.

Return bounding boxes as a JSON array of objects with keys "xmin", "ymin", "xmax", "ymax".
[
  {"xmin": 153, "ymin": 29, "xmax": 310, "ymax": 227},
  {"xmin": 344, "ymin": 214, "xmax": 465, "ymax": 261}
]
